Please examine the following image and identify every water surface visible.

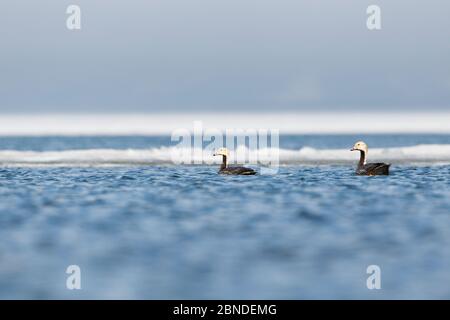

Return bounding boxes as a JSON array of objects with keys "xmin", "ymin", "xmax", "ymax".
[{"xmin": 0, "ymin": 135, "xmax": 449, "ymax": 299}]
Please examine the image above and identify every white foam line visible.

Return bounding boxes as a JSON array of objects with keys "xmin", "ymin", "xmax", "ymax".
[
  {"xmin": 0, "ymin": 112, "xmax": 449, "ymax": 135},
  {"xmin": 1, "ymin": 144, "xmax": 450, "ymax": 166}
]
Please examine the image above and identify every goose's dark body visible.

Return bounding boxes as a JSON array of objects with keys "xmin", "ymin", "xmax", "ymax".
[
  {"xmin": 219, "ymin": 166, "xmax": 256, "ymax": 175},
  {"xmin": 356, "ymin": 150, "xmax": 390, "ymax": 176},
  {"xmin": 218, "ymin": 155, "xmax": 256, "ymax": 175},
  {"xmin": 357, "ymin": 163, "xmax": 390, "ymax": 175}
]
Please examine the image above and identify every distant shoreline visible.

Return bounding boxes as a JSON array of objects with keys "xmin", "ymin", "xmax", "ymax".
[{"xmin": 0, "ymin": 112, "xmax": 449, "ymax": 136}]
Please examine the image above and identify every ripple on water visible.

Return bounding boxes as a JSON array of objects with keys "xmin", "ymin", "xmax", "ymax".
[{"xmin": 0, "ymin": 164, "xmax": 450, "ymax": 298}]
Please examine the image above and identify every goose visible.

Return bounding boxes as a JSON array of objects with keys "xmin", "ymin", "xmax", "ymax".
[
  {"xmin": 350, "ymin": 141, "xmax": 390, "ymax": 175},
  {"xmin": 212, "ymin": 148, "xmax": 256, "ymax": 175}
]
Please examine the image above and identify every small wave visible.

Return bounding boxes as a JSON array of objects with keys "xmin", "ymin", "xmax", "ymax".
[
  {"xmin": 0, "ymin": 144, "xmax": 450, "ymax": 166},
  {"xmin": 279, "ymin": 144, "xmax": 450, "ymax": 164}
]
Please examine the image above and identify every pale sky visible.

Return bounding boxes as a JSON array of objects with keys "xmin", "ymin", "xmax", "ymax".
[{"xmin": 0, "ymin": 0, "xmax": 449, "ymax": 113}]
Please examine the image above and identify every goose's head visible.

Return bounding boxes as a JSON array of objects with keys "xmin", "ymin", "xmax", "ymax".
[
  {"xmin": 350, "ymin": 141, "xmax": 368, "ymax": 153},
  {"xmin": 213, "ymin": 147, "xmax": 229, "ymax": 157}
]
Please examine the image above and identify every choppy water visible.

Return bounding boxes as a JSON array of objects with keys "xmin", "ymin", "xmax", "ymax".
[{"xmin": 0, "ymin": 135, "xmax": 450, "ymax": 299}]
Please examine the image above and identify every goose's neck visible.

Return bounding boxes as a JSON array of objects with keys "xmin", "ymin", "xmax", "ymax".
[
  {"xmin": 358, "ymin": 150, "xmax": 367, "ymax": 167},
  {"xmin": 220, "ymin": 155, "xmax": 227, "ymax": 170}
]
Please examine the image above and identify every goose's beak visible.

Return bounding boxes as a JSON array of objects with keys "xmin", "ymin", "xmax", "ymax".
[{"xmin": 350, "ymin": 148, "xmax": 356, "ymax": 151}]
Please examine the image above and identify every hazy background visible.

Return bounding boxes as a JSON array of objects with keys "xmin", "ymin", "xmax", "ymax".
[{"xmin": 0, "ymin": 0, "xmax": 449, "ymax": 113}]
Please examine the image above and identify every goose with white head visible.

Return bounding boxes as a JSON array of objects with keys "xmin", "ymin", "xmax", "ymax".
[
  {"xmin": 213, "ymin": 148, "xmax": 256, "ymax": 175},
  {"xmin": 350, "ymin": 141, "xmax": 390, "ymax": 175}
]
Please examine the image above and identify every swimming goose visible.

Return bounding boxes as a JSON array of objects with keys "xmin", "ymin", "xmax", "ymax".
[
  {"xmin": 213, "ymin": 148, "xmax": 256, "ymax": 175},
  {"xmin": 350, "ymin": 141, "xmax": 390, "ymax": 175}
]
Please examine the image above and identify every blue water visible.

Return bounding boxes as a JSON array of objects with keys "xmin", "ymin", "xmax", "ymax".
[{"xmin": 0, "ymin": 135, "xmax": 450, "ymax": 299}]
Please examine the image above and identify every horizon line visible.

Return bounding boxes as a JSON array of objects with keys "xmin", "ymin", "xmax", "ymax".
[{"xmin": 0, "ymin": 112, "xmax": 449, "ymax": 135}]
